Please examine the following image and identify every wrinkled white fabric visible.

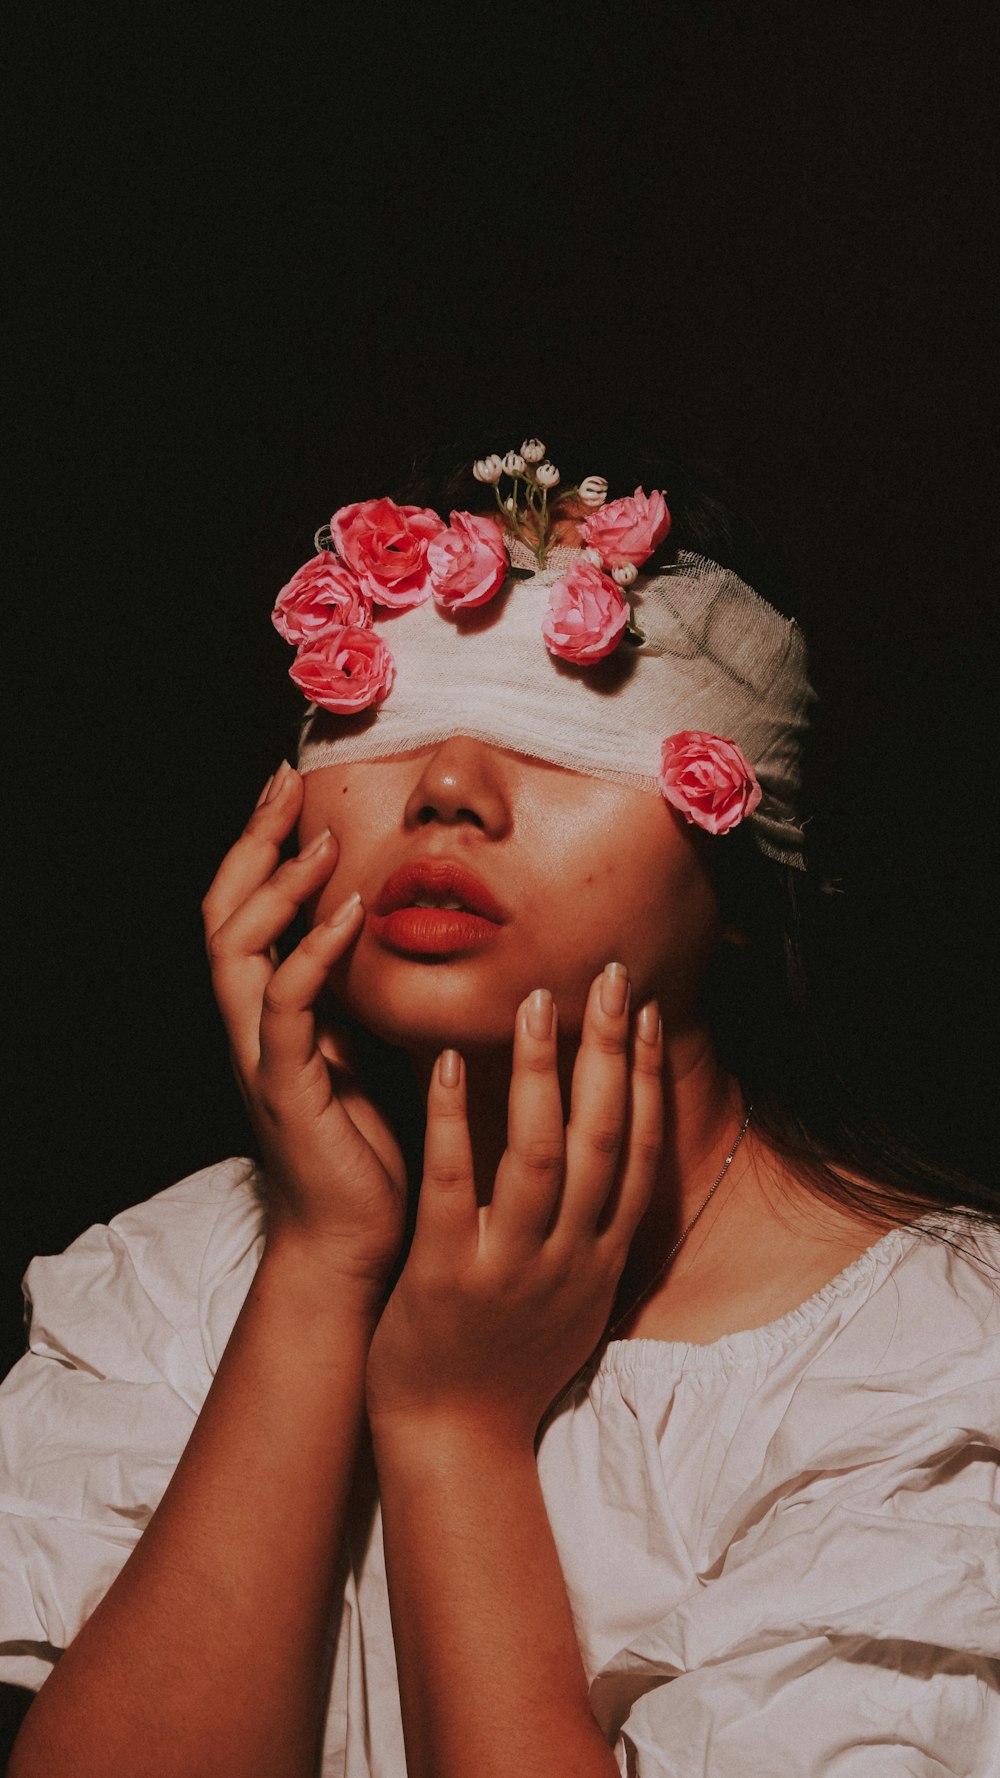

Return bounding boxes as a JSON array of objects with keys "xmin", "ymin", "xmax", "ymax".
[
  {"xmin": 1, "ymin": 1158, "xmax": 998, "ymax": 1777},
  {"xmin": 297, "ymin": 542, "xmax": 815, "ymax": 868}
]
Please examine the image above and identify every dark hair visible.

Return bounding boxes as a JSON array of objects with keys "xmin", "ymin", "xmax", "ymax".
[
  {"xmin": 381, "ymin": 423, "xmax": 997, "ymax": 1238},
  {"xmin": 704, "ymin": 830, "xmax": 996, "ymax": 1232}
]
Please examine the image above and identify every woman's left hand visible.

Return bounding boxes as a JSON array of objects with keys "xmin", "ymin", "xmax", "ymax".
[{"xmin": 365, "ymin": 966, "xmax": 663, "ymax": 1447}]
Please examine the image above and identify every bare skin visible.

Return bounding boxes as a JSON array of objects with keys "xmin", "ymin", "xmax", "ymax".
[{"xmin": 10, "ymin": 744, "xmax": 891, "ymax": 1778}]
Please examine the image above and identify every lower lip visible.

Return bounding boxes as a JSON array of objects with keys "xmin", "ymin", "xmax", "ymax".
[{"xmin": 370, "ymin": 907, "xmax": 503, "ymax": 955}]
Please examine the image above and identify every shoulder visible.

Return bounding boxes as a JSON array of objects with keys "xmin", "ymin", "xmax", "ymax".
[
  {"xmin": 591, "ymin": 1211, "xmax": 1000, "ymax": 1478},
  {"xmin": 548, "ymin": 1217, "xmax": 1000, "ymax": 1771},
  {"xmin": 20, "ymin": 1156, "xmax": 268, "ymax": 1385},
  {"xmin": 734, "ymin": 1214, "xmax": 1000, "ymax": 1540},
  {"xmin": 0, "ymin": 1160, "xmax": 268, "ymax": 1695},
  {"xmin": 834, "ymin": 1210, "xmax": 1000, "ymax": 1378},
  {"xmin": 101, "ymin": 1152, "xmax": 267, "ymax": 1301}
]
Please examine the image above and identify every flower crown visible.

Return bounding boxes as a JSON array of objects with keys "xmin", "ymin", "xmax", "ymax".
[{"xmin": 273, "ymin": 439, "xmax": 762, "ymax": 838}]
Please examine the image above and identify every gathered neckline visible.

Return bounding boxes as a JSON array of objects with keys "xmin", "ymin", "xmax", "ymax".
[{"xmin": 593, "ymin": 1214, "xmax": 945, "ymax": 1377}]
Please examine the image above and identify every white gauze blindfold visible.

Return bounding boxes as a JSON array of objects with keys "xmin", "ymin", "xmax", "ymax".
[{"xmin": 297, "ymin": 539, "xmax": 815, "ymax": 868}]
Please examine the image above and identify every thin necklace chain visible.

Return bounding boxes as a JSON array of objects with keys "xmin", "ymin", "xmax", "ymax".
[{"xmin": 605, "ymin": 1105, "xmax": 754, "ymax": 1341}]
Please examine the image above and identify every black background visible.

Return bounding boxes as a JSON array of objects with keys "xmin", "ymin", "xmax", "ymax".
[{"xmin": 6, "ymin": 3, "xmax": 998, "ymax": 1378}]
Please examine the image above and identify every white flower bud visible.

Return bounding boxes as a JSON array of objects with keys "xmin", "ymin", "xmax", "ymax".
[
  {"xmin": 582, "ymin": 547, "xmax": 604, "ymax": 567},
  {"xmin": 578, "ymin": 475, "xmax": 609, "ymax": 508},
  {"xmin": 535, "ymin": 462, "xmax": 560, "ymax": 488},
  {"xmin": 473, "ymin": 454, "xmax": 503, "ymax": 484},
  {"xmin": 502, "ymin": 450, "xmax": 526, "ymax": 475},
  {"xmin": 520, "ymin": 437, "xmax": 546, "ymax": 463},
  {"xmin": 612, "ymin": 562, "xmax": 639, "ymax": 587},
  {"xmin": 503, "ymin": 495, "xmax": 517, "ymax": 511}
]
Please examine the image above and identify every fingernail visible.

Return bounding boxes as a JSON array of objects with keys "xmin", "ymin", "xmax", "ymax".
[
  {"xmin": 600, "ymin": 962, "xmax": 630, "ymax": 1017},
  {"xmin": 323, "ymin": 890, "xmax": 362, "ymax": 927},
  {"xmin": 637, "ymin": 999, "xmax": 661, "ymax": 1043},
  {"xmin": 439, "ymin": 1048, "xmax": 462, "ymax": 1088},
  {"xmin": 298, "ymin": 826, "xmax": 332, "ymax": 860},
  {"xmin": 526, "ymin": 987, "xmax": 554, "ymax": 1040},
  {"xmin": 266, "ymin": 759, "xmax": 292, "ymax": 803},
  {"xmin": 255, "ymin": 772, "xmax": 275, "ymax": 808}
]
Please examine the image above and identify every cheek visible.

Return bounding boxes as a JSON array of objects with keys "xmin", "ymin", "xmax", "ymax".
[
  {"xmin": 546, "ymin": 812, "xmax": 722, "ymax": 1014},
  {"xmin": 299, "ymin": 771, "xmax": 394, "ymax": 914}
]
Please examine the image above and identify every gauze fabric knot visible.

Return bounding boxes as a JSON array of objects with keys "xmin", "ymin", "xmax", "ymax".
[{"xmin": 297, "ymin": 542, "xmax": 815, "ymax": 868}]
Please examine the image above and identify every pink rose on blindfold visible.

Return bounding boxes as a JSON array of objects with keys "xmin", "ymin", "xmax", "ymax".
[
  {"xmin": 330, "ymin": 497, "xmax": 446, "ymax": 610},
  {"xmin": 271, "ymin": 554, "xmax": 371, "ymax": 645},
  {"xmin": 542, "ymin": 562, "xmax": 628, "ymax": 665},
  {"xmin": 579, "ymin": 486, "xmax": 671, "ymax": 568},
  {"xmin": 427, "ymin": 510, "xmax": 509, "ymax": 610},
  {"xmin": 658, "ymin": 731, "xmax": 762, "ymax": 835},
  {"xmin": 289, "ymin": 626, "xmax": 397, "ymax": 714}
]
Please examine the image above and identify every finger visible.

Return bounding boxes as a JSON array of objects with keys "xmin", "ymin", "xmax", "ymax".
[
  {"xmin": 200, "ymin": 760, "xmax": 301, "ymax": 948},
  {"xmin": 558, "ymin": 963, "xmax": 632, "ymax": 1233},
  {"xmin": 256, "ymin": 892, "xmax": 365, "ymax": 1107},
  {"xmin": 489, "ymin": 989, "xmax": 565, "ymax": 1246},
  {"xmin": 208, "ymin": 830, "xmax": 341, "ymax": 1077},
  {"xmin": 597, "ymin": 999, "xmax": 663, "ymax": 1248},
  {"xmin": 414, "ymin": 1050, "xmax": 478, "ymax": 1252}
]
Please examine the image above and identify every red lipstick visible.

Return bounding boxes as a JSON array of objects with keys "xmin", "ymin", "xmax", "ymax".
[{"xmin": 371, "ymin": 859, "xmax": 507, "ymax": 956}]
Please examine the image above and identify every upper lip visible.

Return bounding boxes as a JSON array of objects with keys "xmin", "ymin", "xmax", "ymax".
[{"xmin": 373, "ymin": 859, "xmax": 507, "ymax": 922}]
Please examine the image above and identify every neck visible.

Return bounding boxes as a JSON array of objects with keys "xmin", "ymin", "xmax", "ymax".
[{"xmin": 409, "ymin": 1017, "xmax": 744, "ymax": 1232}]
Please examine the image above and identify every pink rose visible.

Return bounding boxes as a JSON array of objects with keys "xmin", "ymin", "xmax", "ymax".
[
  {"xmin": 658, "ymin": 731, "xmax": 762, "ymax": 835},
  {"xmin": 330, "ymin": 497, "xmax": 446, "ymax": 609},
  {"xmin": 289, "ymin": 626, "xmax": 397, "ymax": 714},
  {"xmin": 578, "ymin": 486, "xmax": 671, "ymax": 568},
  {"xmin": 541, "ymin": 562, "xmax": 628, "ymax": 665},
  {"xmin": 271, "ymin": 554, "xmax": 371, "ymax": 645},
  {"xmin": 427, "ymin": 510, "xmax": 509, "ymax": 610}
]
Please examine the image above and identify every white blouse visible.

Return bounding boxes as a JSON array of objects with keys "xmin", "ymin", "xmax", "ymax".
[{"xmin": 0, "ymin": 1157, "xmax": 998, "ymax": 1776}]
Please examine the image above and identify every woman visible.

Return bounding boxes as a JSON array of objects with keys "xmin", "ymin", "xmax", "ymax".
[{"xmin": 2, "ymin": 434, "xmax": 997, "ymax": 1776}]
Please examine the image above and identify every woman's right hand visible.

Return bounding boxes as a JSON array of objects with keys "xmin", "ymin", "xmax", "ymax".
[{"xmin": 201, "ymin": 760, "xmax": 408, "ymax": 1298}]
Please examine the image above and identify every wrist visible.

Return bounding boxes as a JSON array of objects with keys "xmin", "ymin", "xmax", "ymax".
[
  {"xmin": 257, "ymin": 1232, "xmax": 388, "ymax": 1331},
  {"xmin": 369, "ymin": 1405, "xmax": 536, "ymax": 1473}
]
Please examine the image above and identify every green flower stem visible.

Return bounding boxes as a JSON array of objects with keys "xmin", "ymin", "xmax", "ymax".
[
  {"xmin": 623, "ymin": 589, "xmax": 646, "ymax": 643},
  {"xmin": 492, "ymin": 470, "xmax": 589, "ymax": 564},
  {"xmin": 537, "ymin": 484, "xmax": 550, "ymax": 564}
]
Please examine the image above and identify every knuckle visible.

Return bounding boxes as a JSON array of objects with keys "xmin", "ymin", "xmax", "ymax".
[
  {"xmin": 521, "ymin": 1049, "xmax": 558, "ymax": 1077},
  {"xmin": 631, "ymin": 1045, "xmax": 664, "ymax": 1078},
  {"xmin": 250, "ymin": 1078, "xmax": 283, "ymax": 1122},
  {"xmin": 206, "ymin": 925, "xmax": 234, "ymax": 967},
  {"xmin": 201, "ymin": 882, "xmax": 228, "ymax": 929},
  {"xmin": 432, "ymin": 1092, "xmax": 468, "ymax": 1122},
  {"xmin": 260, "ymin": 981, "xmax": 293, "ymax": 1019},
  {"xmin": 583, "ymin": 1120, "xmax": 624, "ymax": 1158},
  {"xmin": 517, "ymin": 1135, "xmax": 564, "ymax": 1174},
  {"xmin": 587, "ymin": 1028, "xmax": 628, "ymax": 1058},
  {"xmin": 425, "ymin": 1159, "xmax": 471, "ymax": 1191},
  {"xmin": 298, "ymin": 921, "xmax": 335, "ymax": 957},
  {"xmin": 630, "ymin": 1132, "xmax": 663, "ymax": 1169}
]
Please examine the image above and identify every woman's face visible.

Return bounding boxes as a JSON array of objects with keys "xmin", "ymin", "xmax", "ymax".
[{"xmin": 299, "ymin": 737, "xmax": 725, "ymax": 1053}]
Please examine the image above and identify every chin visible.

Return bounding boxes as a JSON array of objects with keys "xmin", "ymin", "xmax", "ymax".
[{"xmin": 338, "ymin": 952, "xmax": 527, "ymax": 1053}]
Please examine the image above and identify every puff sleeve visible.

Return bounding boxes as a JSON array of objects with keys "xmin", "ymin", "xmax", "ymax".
[
  {"xmin": 611, "ymin": 1431, "xmax": 1000, "ymax": 1776},
  {"xmin": 537, "ymin": 1224, "xmax": 1000, "ymax": 1778},
  {"xmin": 0, "ymin": 1158, "xmax": 265, "ymax": 1690}
]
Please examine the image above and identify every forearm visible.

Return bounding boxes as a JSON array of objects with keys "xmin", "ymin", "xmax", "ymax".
[
  {"xmin": 9, "ymin": 1242, "xmax": 379, "ymax": 1778},
  {"xmin": 372, "ymin": 1417, "xmax": 620, "ymax": 1778}
]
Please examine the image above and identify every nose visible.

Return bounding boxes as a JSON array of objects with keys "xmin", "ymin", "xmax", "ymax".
[{"xmin": 402, "ymin": 737, "xmax": 513, "ymax": 839}]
